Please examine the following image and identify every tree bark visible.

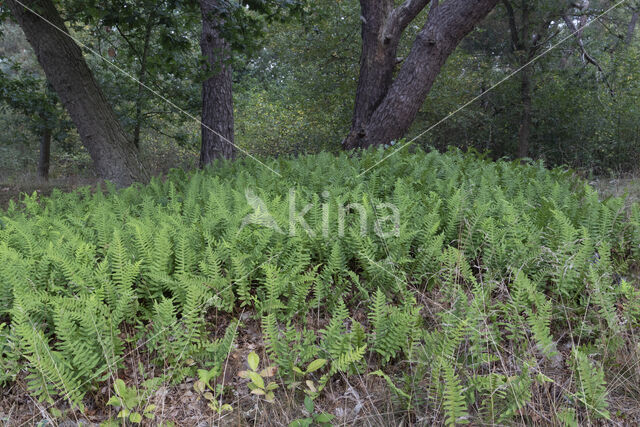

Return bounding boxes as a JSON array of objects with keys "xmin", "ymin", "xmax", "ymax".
[
  {"xmin": 343, "ymin": 0, "xmax": 499, "ymax": 150},
  {"xmin": 504, "ymin": 1, "xmax": 555, "ymax": 158},
  {"xmin": 38, "ymin": 123, "xmax": 51, "ymax": 181},
  {"xmin": 343, "ymin": 0, "xmax": 417, "ymax": 148},
  {"xmin": 199, "ymin": 0, "xmax": 235, "ymax": 167},
  {"xmin": 6, "ymin": 0, "xmax": 147, "ymax": 187}
]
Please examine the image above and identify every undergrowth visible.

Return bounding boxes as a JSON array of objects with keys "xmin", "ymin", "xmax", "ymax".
[{"xmin": 1, "ymin": 148, "xmax": 639, "ymax": 424}]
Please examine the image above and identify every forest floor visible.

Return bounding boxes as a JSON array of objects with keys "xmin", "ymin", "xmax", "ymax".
[
  {"xmin": 590, "ymin": 175, "xmax": 640, "ymax": 205},
  {"xmin": 0, "ymin": 173, "xmax": 98, "ymax": 210},
  {"xmin": 0, "ymin": 313, "xmax": 395, "ymax": 426}
]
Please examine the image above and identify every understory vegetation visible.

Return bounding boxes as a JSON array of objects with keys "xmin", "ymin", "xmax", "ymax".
[{"xmin": 1, "ymin": 148, "xmax": 640, "ymax": 424}]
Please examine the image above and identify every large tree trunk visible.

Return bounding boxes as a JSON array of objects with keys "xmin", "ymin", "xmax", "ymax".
[
  {"xmin": 343, "ymin": 0, "xmax": 499, "ymax": 150},
  {"xmin": 343, "ymin": 1, "xmax": 406, "ymax": 149},
  {"xmin": 199, "ymin": 0, "xmax": 235, "ymax": 167},
  {"xmin": 6, "ymin": 0, "xmax": 147, "ymax": 187},
  {"xmin": 38, "ymin": 123, "xmax": 51, "ymax": 181}
]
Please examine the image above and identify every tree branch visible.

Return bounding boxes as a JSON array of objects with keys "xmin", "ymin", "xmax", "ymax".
[
  {"xmin": 562, "ymin": 14, "xmax": 615, "ymax": 96},
  {"xmin": 502, "ymin": 0, "xmax": 522, "ymax": 50},
  {"xmin": 115, "ymin": 25, "xmax": 140, "ymax": 57},
  {"xmin": 390, "ymin": 0, "xmax": 431, "ymax": 34}
]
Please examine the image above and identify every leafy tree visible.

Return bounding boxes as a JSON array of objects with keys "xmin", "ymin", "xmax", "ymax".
[
  {"xmin": 4, "ymin": 0, "xmax": 148, "ymax": 186},
  {"xmin": 64, "ymin": 0, "xmax": 202, "ymax": 150}
]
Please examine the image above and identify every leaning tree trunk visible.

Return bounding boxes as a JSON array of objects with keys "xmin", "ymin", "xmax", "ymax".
[
  {"xmin": 199, "ymin": 0, "xmax": 235, "ymax": 167},
  {"xmin": 6, "ymin": 0, "xmax": 147, "ymax": 187},
  {"xmin": 343, "ymin": 0, "xmax": 499, "ymax": 150},
  {"xmin": 38, "ymin": 123, "xmax": 51, "ymax": 181}
]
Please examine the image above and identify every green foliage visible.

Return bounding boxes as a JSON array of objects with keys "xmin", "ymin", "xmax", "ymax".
[
  {"xmin": 106, "ymin": 378, "xmax": 157, "ymax": 424},
  {"xmin": 289, "ymin": 395, "xmax": 335, "ymax": 427},
  {"xmin": 194, "ymin": 359, "xmax": 233, "ymax": 414},
  {"xmin": 0, "ymin": 148, "xmax": 638, "ymax": 423},
  {"xmin": 369, "ymin": 288, "xmax": 419, "ymax": 363},
  {"xmin": 238, "ymin": 351, "xmax": 279, "ymax": 402},
  {"xmin": 291, "ymin": 358, "xmax": 329, "ymax": 399},
  {"xmin": 443, "ymin": 365, "xmax": 469, "ymax": 426},
  {"xmin": 0, "ymin": 322, "xmax": 19, "ymax": 386},
  {"xmin": 571, "ymin": 349, "xmax": 610, "ymax": 420}
]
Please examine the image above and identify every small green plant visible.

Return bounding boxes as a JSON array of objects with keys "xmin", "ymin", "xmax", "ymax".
[
  {"xmin": 289, "ymin": 396, "xmax": 335, "ymax": 427},
  {"xmin": 238, "ymin": 351, "xmax": 278, "ymax": 402},
  {"xmin": 106, "ymin": 379, "xmax": 156, "ymax": 424},
  {"xmin": 194, "ymin": 365, "xmax": 232, "ymax": 414},
  {"xmin": 291, "ymin": 358, "xmax": 328, "ymax": 398},
  {"xmin": 571, "ymin": 349, "xmax": 610, "ymax": 419}
]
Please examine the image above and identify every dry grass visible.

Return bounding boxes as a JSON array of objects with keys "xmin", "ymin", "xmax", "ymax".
[{"xmin": 590, "ymin": 174, "xmax": 640, "ymax": 206}]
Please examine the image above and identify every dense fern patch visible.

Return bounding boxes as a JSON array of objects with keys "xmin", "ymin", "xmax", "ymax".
[{"xmin": 1, "ymin": 148, "xmax": 639, "ymax": 424}]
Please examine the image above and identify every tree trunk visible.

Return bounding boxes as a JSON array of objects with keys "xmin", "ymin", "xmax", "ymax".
[
  {"xmin": 6, "ymin": 0, "xmax": 147, "ymax": 187},
  {"xmin": 38, "ymin": 124, "xmax": 51, "ymax": 181},
  {"xmin": 517, "ymin": 63, "xmax": 533, "ymax": 158},
  {"xmin": 342, "ymin": 0, "xmax": 404, "ymax": 149},
  {"xmin": 626, "ymin": 11, "xmax": 639, "ymax": 45},
  {"xmin": 199, "ymin": 0, "xmax": 235, "ymax": 167},
  {"xmin": 343, "ymin": 0, "xmax": 499, "ymax": 150}
]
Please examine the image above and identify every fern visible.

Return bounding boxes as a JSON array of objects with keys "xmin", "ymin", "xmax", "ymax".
[
  {"xmin": 572, "ymin": 349, "xmax": 610, "ymax": 419},
  {"xmin": 443, "ymin": 365, "xmax": 468, "ymax": 426},
  {"xmin": 0, "ymin": 148, "xmax": 637, "ymax": 420}
]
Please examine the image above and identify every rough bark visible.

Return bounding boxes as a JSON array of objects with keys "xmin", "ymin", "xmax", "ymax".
[
  {"xmin": 343, "ymin": 0, "xmax": 499, "ymax": 149},
  {"xmin": 6, "ymin": 0, "xmax": 147, "ymax": 187},
  {"xmin": 199, "ymin": 0, "xmax": 235, "ymax": 167},
  {"xmin": 344, "ymin": 0, "xmax": 429, "ymax": 149},
  {"xmin": 38, "ymin": 123, "xmax": 51, "ymax": 180}
]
